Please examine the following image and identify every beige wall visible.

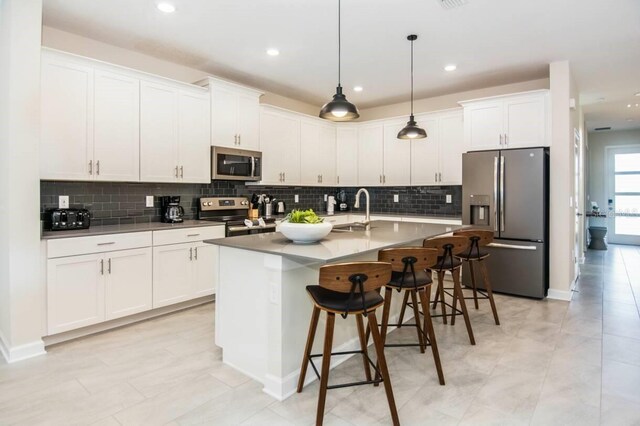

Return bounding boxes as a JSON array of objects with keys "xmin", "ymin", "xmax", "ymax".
[
  {"xmin": 41, "ymin": 26, "xmax": 319, "ymax": 116},
  {"xmin": 359, "ymin": 78, "xmax": 550, "ymax": 121},
  {"xmin": 0, "ymin": 0, "xmax": 45, "ymax": 362},
  {"xmin": 588, "ymin": 129, "xmax": 640, "ymax": 211}
]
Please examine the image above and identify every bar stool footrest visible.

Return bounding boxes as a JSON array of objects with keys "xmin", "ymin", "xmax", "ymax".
[{"xmin": 308, "ymin": 350, "xmax": 383, "ymax": 389}]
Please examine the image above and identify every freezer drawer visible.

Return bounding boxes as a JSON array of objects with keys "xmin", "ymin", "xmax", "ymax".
[{"xmin": 462, "ymin": 240, "xmax": 547, "ymax": 299}]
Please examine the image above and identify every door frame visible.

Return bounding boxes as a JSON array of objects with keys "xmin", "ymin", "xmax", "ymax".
[{"xmin": 605, "ymin": 144, "xmax": 640, "ymax": 245}]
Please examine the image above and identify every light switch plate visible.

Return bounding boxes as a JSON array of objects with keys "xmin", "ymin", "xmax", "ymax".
[
  {"xmin": 294, "ymin": 194, "xmax": 299, "ymax": 203},
  {"xmin": 324, "ymin": 194, "xmax": 328, "ymax": 202},
  {"xmin": 446, "ymin": 194, "xmax": 452, "ymax": 204},
  {"xmin": 393, "ymin": 194, "xmax": 399, "ymax": 203},
  {"xmin": 146, "ymin": 196, "xmax": 154, "ymax": 208},
  {"xmin": 58, "ymin": 195, "xmax": 69, "ymax": 209}
]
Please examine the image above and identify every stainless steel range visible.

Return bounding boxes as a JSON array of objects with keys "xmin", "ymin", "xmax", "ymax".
[{"xmin": 198, "ymin": 197, "xmax": 277, "ymax": 237}]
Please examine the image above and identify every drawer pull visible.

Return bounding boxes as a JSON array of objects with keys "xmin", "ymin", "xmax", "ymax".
[
  {"xmin": 97, "ymin": 242, "xmax": 116, "ymax": 246},
  {"xmin": 187, "ymin": 233, "xmax": 201, "ymax": 237}
]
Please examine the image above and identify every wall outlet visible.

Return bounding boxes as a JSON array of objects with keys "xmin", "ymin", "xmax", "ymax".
[
  {"xmin": 393, "ymin": 194, "xmax": 399, "ymax": 203},
  {"xmin": 294, "ymin": 194, "xmax": 299, "ymax": 203},
  {"xmin": 446, "ymin": 194, "xmax": 452, "ymax": 204},
  {"xmin": 58, "ymin": 195, "xmax": 69, "ymax": 209},
  {"xmin": 324, "ymin": 194, "xmax": 328, "ymax": 202},
  {"xmin": 146, "ymin": 195, "xmax": 154, "ymax": 208}
]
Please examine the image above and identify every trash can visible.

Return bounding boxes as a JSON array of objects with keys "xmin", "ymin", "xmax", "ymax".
[{"xmin": 588, "ymin": 226, "xmax": 608, "ymax": 250}]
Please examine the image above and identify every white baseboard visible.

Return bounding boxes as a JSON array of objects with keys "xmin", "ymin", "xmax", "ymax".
[
  {"xmin": 0, "ymin": 330, "xmax": 46, "ymax": 363},
  {"xmin": 547, "ymin": 288, "xmax": 574, "ymax": 301}
]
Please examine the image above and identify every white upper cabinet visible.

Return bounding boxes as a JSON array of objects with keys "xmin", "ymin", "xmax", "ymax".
[
  {"xmin": 260, "ymin": 106, "xmax": 301, "ymax": 185},
  {"xmin": 300, "ymin": 119, "xmax": 336, "ymax": 186},
  {"xmin": 140, "ymin": 80, "xmax": 211, "ymax": 183},
  {"xmin": 41, "ymin": 51, "xmax": 94, "ymax": 181},
  {"xmin": 383, "ymin": 119, "xmax": 412, "ymax": 186},
  {"xmin": 461, "ymin": 90, "xmax": 550, "ymax": 151},
  {"xmin": 140, "ymin": 81, "xmax": 180, "ymax": 182},
  {"xmin": 437, "ymin": 111, "xmax": 465, "ymax": 185},
  {"xmin": 410, "ymin": 115, "xmax": 440, "ymax": 186},
  {"xmin": 336, "ymin": 127, "xmax": 358, "ymax": 186},
  {"xmin": 357, "ymin": 124, "xmax": 384, "ymax": 186},
  {"xmin": 93, "ymin": 69, "xmax": 140, "ymax": 182},
  {"xmin": 202, "ymin": 77, "xmax": 262, "ymax": 150},
  {"xmin": 178, "ymin": 90, "xmax": 211, "ymax": 183}
]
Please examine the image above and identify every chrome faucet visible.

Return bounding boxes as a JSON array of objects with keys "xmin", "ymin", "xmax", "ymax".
[{"xmin": 354, "ymin": 188, "xmax": 371, "ymax": 230}]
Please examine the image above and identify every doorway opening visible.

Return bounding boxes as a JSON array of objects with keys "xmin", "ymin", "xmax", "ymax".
[{"xmin": 606, "ymin": 145, "xmax": 640, "ymax": 245}]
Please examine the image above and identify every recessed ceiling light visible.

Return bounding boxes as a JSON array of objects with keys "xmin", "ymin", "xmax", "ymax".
[
  {"xmin": 635, "ymin": 92, "xmax": 640, "ymax": 97},
  {"xmin": 266, "ymin": 48, "xmax": 280, "ymax": 56},
  {"xmin": 628, "ymin": 104, "xmax": 632, "ymax": 108},
  {"xmin": 157, "ymin": 2, "xmax": 175, "ymax": 13},
  {"xmin": 353, "ymin": 86, "xmax": 363, "ymax": 92},
  {"xmin": 444, "ymin": 64, "xmax": 457, "ymax": 72}
]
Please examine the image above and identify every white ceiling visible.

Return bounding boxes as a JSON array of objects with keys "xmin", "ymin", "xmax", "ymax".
[{"xmin": 43, "ymin": 0, "xmax": 640, "ymax": 129}]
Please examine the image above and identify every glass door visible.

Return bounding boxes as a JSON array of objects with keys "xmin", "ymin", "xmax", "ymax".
[{"xmin": 607, "ymin": 146, "xmax": 640, "ymax": 245}]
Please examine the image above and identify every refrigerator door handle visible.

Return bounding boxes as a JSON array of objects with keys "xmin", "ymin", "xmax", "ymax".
[
  {"xmin": 500, "ymin": 156, "xmax": 505, "ymax": 232},
  {"xmin": 493, "ymin": 156, "xmax": 498, "ymax": 232},
  {"xmin": 488, "ymin": 242, "xmax": 537, "ymax": 251}
]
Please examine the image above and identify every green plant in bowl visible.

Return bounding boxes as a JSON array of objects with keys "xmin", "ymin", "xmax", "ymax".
[{"xmin": 284, "ymin": 209, "xmax": 325, "ymax": 224}]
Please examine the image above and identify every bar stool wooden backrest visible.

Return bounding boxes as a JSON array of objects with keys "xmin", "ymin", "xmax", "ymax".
[
  {"xmin": 378, "ymin": 247, "xmax": 439, "ymax": 287},
  {"xmin": 453, "ymin": 229, "xmax": 494, "ymax": 259},
  {"xmin": 422, "ymin": 236, "xmax": 469, "ymax": 270},
  {"xmin": 318, "ymin": 261, "xmax": 392, "ymax": 317}
]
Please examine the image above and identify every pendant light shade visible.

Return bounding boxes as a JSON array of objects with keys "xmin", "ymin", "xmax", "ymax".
[
  {"xmin": 319, "ymin": 0, "xmax": 359, "ymax": 121},
  {"xmin": 398, "ymin": 34, "xmax": 426, "ymax": 139}
]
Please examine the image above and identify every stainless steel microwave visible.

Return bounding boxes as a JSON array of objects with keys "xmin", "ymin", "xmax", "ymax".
[{"xmin": 211, "ymin": 146, "xmax": 262, "ymax": 181}]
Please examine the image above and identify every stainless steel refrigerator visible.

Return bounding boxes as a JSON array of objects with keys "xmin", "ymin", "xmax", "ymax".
[{"xmin": 462, "ymin": 147, "xmax": 549, "ymax": 298}]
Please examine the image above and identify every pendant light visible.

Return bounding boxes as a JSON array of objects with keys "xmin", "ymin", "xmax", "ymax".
[
  {"xmin": 397, "ymin": 34, "xmax": 427, "ymax": 139},
  {"xmin": 319, "ymin": 0, "xmax": 360, "ymax": 121}
]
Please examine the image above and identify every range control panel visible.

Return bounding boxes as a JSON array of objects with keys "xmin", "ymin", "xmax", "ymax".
[{"xmin": 199, "ymin": 197, "xmax": 250, "ymax": 211}]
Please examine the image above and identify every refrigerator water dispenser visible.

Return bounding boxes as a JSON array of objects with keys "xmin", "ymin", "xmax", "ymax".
[{"xmin": 469, "ymin": 194, "xmax": 490, "ymax": 226}]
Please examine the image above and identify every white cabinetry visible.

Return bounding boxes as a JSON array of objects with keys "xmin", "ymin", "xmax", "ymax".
[
  {"xmin": 383, "ymin": 119, "xmax": 412, "ymax": 186},
  {"xmin": 47, "ymin": 247, "xmax": 152, "ymax": 335},
  {"xmin": 140, "ymin": 80, "xmax": 211, "ymax": 183},
  {"xmin": 357, "ymin": 124, "xmax": 384, "ymax": 186},
  {"xmin": 300, "ymin": 119, "xmax": 336, "ymax": 186},
  {"xmin": 461, "ymin": 90, "xmax": 549, "ymax": 151},
  {"xmin": 41, "ymin": 50, "xmax": 140, "ymax": 182},
  {"xmin": 336, "ymin": 127, "xmax": 358, "ymax": 186},
  {"xmin": 152, "ymin": 226, "xmax": 224, "ymax": 308},
  {"xmin": 201, "ymin": 78, "xmax": 262, "ymax": 150},
  {"xmin": 411, "ymin": 110, "xmax": 464, "ymax": 185},
  {"xmin": 260, "ymin": 106, "xmax": 301, "ymax": 185}
]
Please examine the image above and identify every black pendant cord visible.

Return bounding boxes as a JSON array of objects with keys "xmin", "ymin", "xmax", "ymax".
[
  {"xmin": 338, "ymin": 0, "xmax": 341, "ymax": 88},
  {"xmin": 410, "ymin": 36, "xmax": 415, "ymax": 117}
]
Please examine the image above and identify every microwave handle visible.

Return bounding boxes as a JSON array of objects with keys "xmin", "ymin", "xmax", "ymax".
[{"xmin": 250, "ymin": 156, "xmax": 255, "ymax": 178}]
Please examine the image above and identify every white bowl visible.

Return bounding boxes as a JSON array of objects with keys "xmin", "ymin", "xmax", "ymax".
[{"xmin": 278, "ymin": 221, "xmax": 333, "ymax": 244}]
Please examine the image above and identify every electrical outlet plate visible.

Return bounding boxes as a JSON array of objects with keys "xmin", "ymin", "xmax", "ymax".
[
  {"xmin": 58, "ymin": 195, "xmax": 69, "ymax": 209},
  {"xmin": 324, "ymin": 194, "xmax": 328, "ymax": 202},
  {"xmin": 294, "ymin": 194, "xmax": 299, "ymax": 203},
  {"xmin": 446, "ymin": 194, "xmax": 452, "ymax": 204},
  {"xmin": 146, "ymin": 196, "xmax": 154, "ymax": 208},
  {"xmin": 393, "ymin": 194, "xmax": 399, "ymax": 203}
]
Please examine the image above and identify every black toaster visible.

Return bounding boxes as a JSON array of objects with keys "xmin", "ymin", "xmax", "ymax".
[{"xmin": 44, "ymin": 208, "xmax": 91, "ymax": 231}]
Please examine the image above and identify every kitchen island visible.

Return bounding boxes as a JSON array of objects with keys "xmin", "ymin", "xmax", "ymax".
[{"xmin": 204, "ymin": 220, "xmax": 463, "ymax": 400}]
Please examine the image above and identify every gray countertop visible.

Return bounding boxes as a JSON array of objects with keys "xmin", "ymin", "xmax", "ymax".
[
  {"xmin": 205, "ymin": 220, "xmax": 465, "ymax": 263},
  {"xmin": 41, "ymin": 220, "xmax": 224, "ymax": 240}
]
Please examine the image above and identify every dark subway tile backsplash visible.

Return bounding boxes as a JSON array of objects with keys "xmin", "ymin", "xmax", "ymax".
[{"xmin": 40, "ymin": 180, "xmax": 462, "ymax": 226}]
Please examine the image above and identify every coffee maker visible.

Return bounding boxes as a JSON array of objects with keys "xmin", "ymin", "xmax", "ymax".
[
  {"xmin": 161, "ymin": 196, "xmax": 185, "ymax": 223},
  {"xmin": 336, "ymin": 190, "xmax": 349, "ymax": 212}
]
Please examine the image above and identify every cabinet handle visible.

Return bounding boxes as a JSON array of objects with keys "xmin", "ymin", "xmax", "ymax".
[
  {"xmin": 439, "ymin": 172, "xmax": 442, "ymax": 182},
  {"xmin": 238, "ymin": 134, "xmax": 241, "ymax": 145},
  {"xmin": 100, "ymin": 259, "xmax": 104, "ymax": 275},
  {"xmin": 383, "ymin": 175, "xmax": 386, "ymax": 184},
  {"xmin": 180, "ymin": 166, "xmax": 184, "ymax": 178},
  {"xmin": 108, "ymin": 258, "xmax": 112, "ymax": 274},
  {"xmin": 96, "ymin": 160, "xmax": 100, "ymax": 175},
  {"xmin": 97, "ymin": 242, "xmax": 115, "ymax": 246},
  {"xmin": 89, "ymin": 160, "xmax": 93, "ymax": 175},
  {"xmin": 337, "ymin": 176, "xmax": 340, "ymax": 184},
  {"xmin": 187, "ymin": 233, "xmax": 200, "ymax": 237},
  {"xmin": 234, "ymin": 134, "xmax": 238, "ymax": 145},
  {"xmin": 283, "ymin": 172, "xmax": 285, "ymax": 182},
  {"xmin": 189, "ymin": 247, "xmax": 193, "ymax": 261},
  {"xmin": 175, "ymin": 166, "xmax": 179, "ymax": 178},
  {"xmin": 504, "ymin": 134, "xmax": 508, "ymax": 146},
  {"xmin": 379, "ymin": 175, "xmax": 382, "ymax": 184},
  {"xmin": 435, "ymin": 172, "xmax": 437, "ymax": 182},
  {"xmin": 499, "ymin": 134, "xmax": 503, "ymax": 146},
  {"xmin": 194, "ymin": 247, "xmax": 198, "ymax": 260}
]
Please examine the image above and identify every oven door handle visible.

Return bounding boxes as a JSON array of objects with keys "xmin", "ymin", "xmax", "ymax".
[{"xmin": 250, "ymin": 156, "xmax": 255, "ymax": 178}]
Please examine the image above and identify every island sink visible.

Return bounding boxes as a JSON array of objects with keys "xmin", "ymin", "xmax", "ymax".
[{"xmin": 330, "ymin": 222, "xmax": 373, "ymax": 232}]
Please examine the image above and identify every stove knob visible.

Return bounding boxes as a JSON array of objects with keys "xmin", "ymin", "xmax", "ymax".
[{"xmin": 207, "ymin": 202, "xmax": 213, "ymax": 206}]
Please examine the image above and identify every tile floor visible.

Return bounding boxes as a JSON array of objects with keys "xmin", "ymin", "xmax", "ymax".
[{"xmin": 1, "ymin": 245, "xmax": 640, "ymax": 425}]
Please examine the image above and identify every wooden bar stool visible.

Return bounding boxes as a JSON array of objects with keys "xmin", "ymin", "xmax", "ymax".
[
  {"xmin": 399, "ymin": 236, "xmax": 476, "ymax": 345},
  {"xmin": 374, "ymin": 247, "xmax": 445, "ymax": 386},
  {"xmin": 453, "ymin": 229, "xmax": 500, "ymax": 325},
  {"xmin": 297, "ymin": 262, "xmax": 399, "ymax": 426}
]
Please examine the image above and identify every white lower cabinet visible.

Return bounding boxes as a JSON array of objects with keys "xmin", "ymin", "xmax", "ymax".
[
  {"xmin": 152, "ymin": 243, "xmax": 194, "ymax": 308},
  {"xmin": 47, "ymin": 247, "xmax": 152, "ymax": 335},
  {"xmin": 192, "ymin": 243, "xmax": 218, "ymax": 298}
]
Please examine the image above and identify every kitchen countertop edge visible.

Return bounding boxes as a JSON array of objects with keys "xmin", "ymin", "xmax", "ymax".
[{"xmin": 41, "ymin": 220, "xmax": 225, "ymax": 240}]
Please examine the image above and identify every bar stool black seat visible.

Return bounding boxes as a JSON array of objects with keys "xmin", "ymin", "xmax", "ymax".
[
  {"xmin": 297, "ymin": 262, "xmax": 399, "ymax": 426},
  {"xmin": 372, "ymin": 247, "xmax": 445, "ymax": 386},
  {"xmin": 452, "ymin": 229, "xmax": 500, "ymax": 325}
]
